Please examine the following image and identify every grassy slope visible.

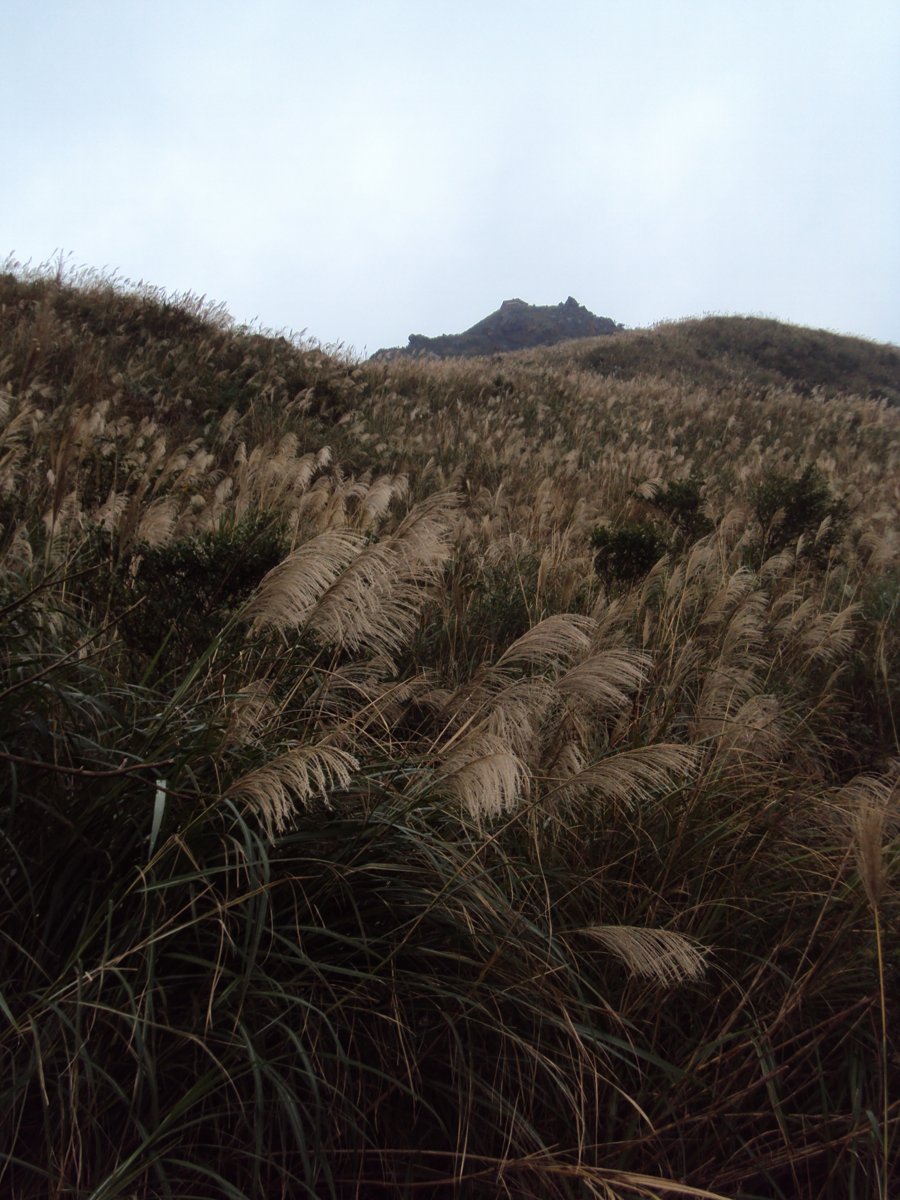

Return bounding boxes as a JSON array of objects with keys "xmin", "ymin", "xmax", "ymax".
[
  {"xmin": 574, "ymin": 315, "xmax": 900, "ymax": 404},
  {"xmin": 0, "ymin": 267, "xmax": 898, "ymax": 1200}
]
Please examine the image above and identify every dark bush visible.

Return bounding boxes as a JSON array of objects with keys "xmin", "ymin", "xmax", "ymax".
[
  {"xmin": 111, "ymin": 511, "xmax": 288, "ymax": 662},
  {"xmin": 644, "ymin": 474, "xmax": 715, "ymax": 544},
  {"xmin": 591, "ymin": 521, "xmax": 669, "ymax": 586},
  {"xmin": 144, "ymin": 512, "xmax": 285, "ymax": 650},
  {"xmin": 752, "ymin": 464, "xmax": 849, "ymax": 565}
]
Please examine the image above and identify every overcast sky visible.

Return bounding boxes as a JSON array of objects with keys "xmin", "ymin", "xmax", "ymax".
[{"xmin": 4, "ymin": 1, "xmax": 899, "ymax": 355}]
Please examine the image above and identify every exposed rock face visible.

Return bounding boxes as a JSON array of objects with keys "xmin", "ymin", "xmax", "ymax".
[{"xmin": 376, "ymin": 297, "xmax": 622, "ymax": 359}]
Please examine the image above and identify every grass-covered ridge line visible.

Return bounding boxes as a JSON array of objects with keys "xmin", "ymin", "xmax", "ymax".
[
  {"xmin": 575, "ymin": 315, "xmax": 900, "ymax": 405},
  {"xmin": 0, "ymin": 263, "xmax": 897, "ymax": 1199}
]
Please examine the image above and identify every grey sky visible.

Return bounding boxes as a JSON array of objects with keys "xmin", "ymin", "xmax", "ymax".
[{"xmin": 4, "ymin": 1, "xmax": 899, "ymax": 354}]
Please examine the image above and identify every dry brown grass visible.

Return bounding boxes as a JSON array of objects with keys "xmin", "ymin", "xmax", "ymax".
[{"xmin": 0, "ymin": 265, "xmax": 897, "ymax": 1199}]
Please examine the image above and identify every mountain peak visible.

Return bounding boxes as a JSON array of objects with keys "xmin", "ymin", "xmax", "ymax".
[{"xmin": 375, "ymin": 297, "xmax": 623, "ymax": 359}]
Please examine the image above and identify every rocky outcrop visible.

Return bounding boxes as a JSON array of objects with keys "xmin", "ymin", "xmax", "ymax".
[{"xmin": 375, "ymin": 297, "xmax": 622, "ymax": 359}]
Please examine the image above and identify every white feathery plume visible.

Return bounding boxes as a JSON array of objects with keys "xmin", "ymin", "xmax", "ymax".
[
  {"xmin": 575, "ymin": 924, "xmax": 708, "ymax": 985},
  {"xmin": 221, "ymin": 678, "xmax": 276, "ymax": 749},
  {"xmin": 44, "ymin": 489, "xmax": 84, "ymax": 535},
  {"xmin": 360, "ymin": 474, "xmax": 408, "ymax": 525},
  {"xmin": 494, "ymin": 613, "xmax": 597, "ymax": 674},
  {"xmin": 759, "ymin": 547, "xmax": 796, "ymax": 580},
  {"xmin": 243, "ymin": 529, "xmax": 367, "ymax": 632},
  {"xmin": 717, "ymin": 694, "xmax": 786, "ymax": 763},
  {"xmin": 482, "ymin": 676, "xmax": 558, "ymax": 763},
  {"xmin": 304, "ymin": 490, "xmax": 457, "ymax": 657},
  {"xmin": 435, "ymin": 728, "xmax": 530, "ymax": 821},
  {"xmin": 555, "ymin": 649, "xmax": 651, "ymax": 712},
  {"xmin": 294, "ymin": 477, "xmax": 333, "ymax": 523},
  {"xmin": 551, "ymin": 744, "xmax": 699, "ymax": 809},
  {"xmin": 542, "ymin": 738, "xmax": 587, "ymax": 783},
  {"xmin": 690, "ymin": 666, "xmax": 759, "ymax": 741},
  {"xmin": 290, "ymin": 452, "xmax": 320, "ymax": 496},
  {"xmin": 214, "ymin": 405, "xmax": 239, "ymax": 445},
  {"xmin": 0, "ymin": 402, "xmax": 37, "ymax": 450},
  {"xmin": 699, "ymin": 567, "xmax": 758, "ymax": 630},
  {"xmin": 721, "ymin": 590, "xmax": 767, "ymax": 658},
  {"xmin": 135, "ymin": 498, "xmax": 178, "ymax": 548},
  {"xmin": 838, "ymin": 772, "xmax": 898, "ymax": 910},
  {"xmin": 226, "ymin": 741, "xmax": 359, "ymax": 838},
  {"xmin": 799, "ymin": 604, "xmax": 858, "ymax": 664},
  {"xmin": 773, "ymin": 593, "xmax": 816, "ymax": 639}
]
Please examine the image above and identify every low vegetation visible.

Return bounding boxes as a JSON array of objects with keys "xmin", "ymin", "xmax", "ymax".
[{"xmin": 0, "ymin": 261, "xmax": 897, "ymax": 1199}]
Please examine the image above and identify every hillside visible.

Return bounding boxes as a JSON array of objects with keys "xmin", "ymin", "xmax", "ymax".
[
  {"xmin": 572, "ymin": 315, "xmax": 900, "ymax": 404},
  {"xmin": 377, "ymin": 295, "xmax": 623, "ymax": 358},
  {"xmin": 0, "ymin": 265, "xmax": 898, "ymax": 1200}
]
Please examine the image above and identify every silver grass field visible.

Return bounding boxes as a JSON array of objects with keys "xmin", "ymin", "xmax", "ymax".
[{"xmin": 0, "ymin": 263, "xmax": 897, "ymax": 1199}]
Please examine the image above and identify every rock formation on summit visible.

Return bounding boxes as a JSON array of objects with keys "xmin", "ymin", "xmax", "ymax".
[{"xmin": 376, "ymin": 297, "xmax": 623, "ymax": 359}]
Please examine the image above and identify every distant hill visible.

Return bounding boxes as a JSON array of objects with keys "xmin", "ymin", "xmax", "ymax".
[
  {"xmin": 564, "ymin": 315, "xmax": 900, "ymax": 404},
  {"xmin": 374, "ymin": 296, "xmax": 623, "ymax": 359}
]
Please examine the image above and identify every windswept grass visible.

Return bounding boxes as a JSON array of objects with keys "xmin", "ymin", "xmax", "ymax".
[{"xmin": 0, "ymin": 263, "xmax": 897, "ymax": 1198}]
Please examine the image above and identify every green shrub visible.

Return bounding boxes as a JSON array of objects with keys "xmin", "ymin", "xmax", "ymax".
[
  {"xmin": 752, "ymin": 463, "xmax": 849, "ymax": 565},
  {"xmin": 644, "ymin": 474, "xmax": 715, "ymax": 544},
  {"xmin": 93, "ymin": 511, "xmax": 289, "ymax": 662},
  {"xmin": 591, "ymin": 521, "xmax": 669, "ymax": 585}
]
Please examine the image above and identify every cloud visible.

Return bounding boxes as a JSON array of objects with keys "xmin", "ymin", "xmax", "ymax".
[{"xmin": 3, "ymin": 0, "xmax": 898, "ymax": 349}]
